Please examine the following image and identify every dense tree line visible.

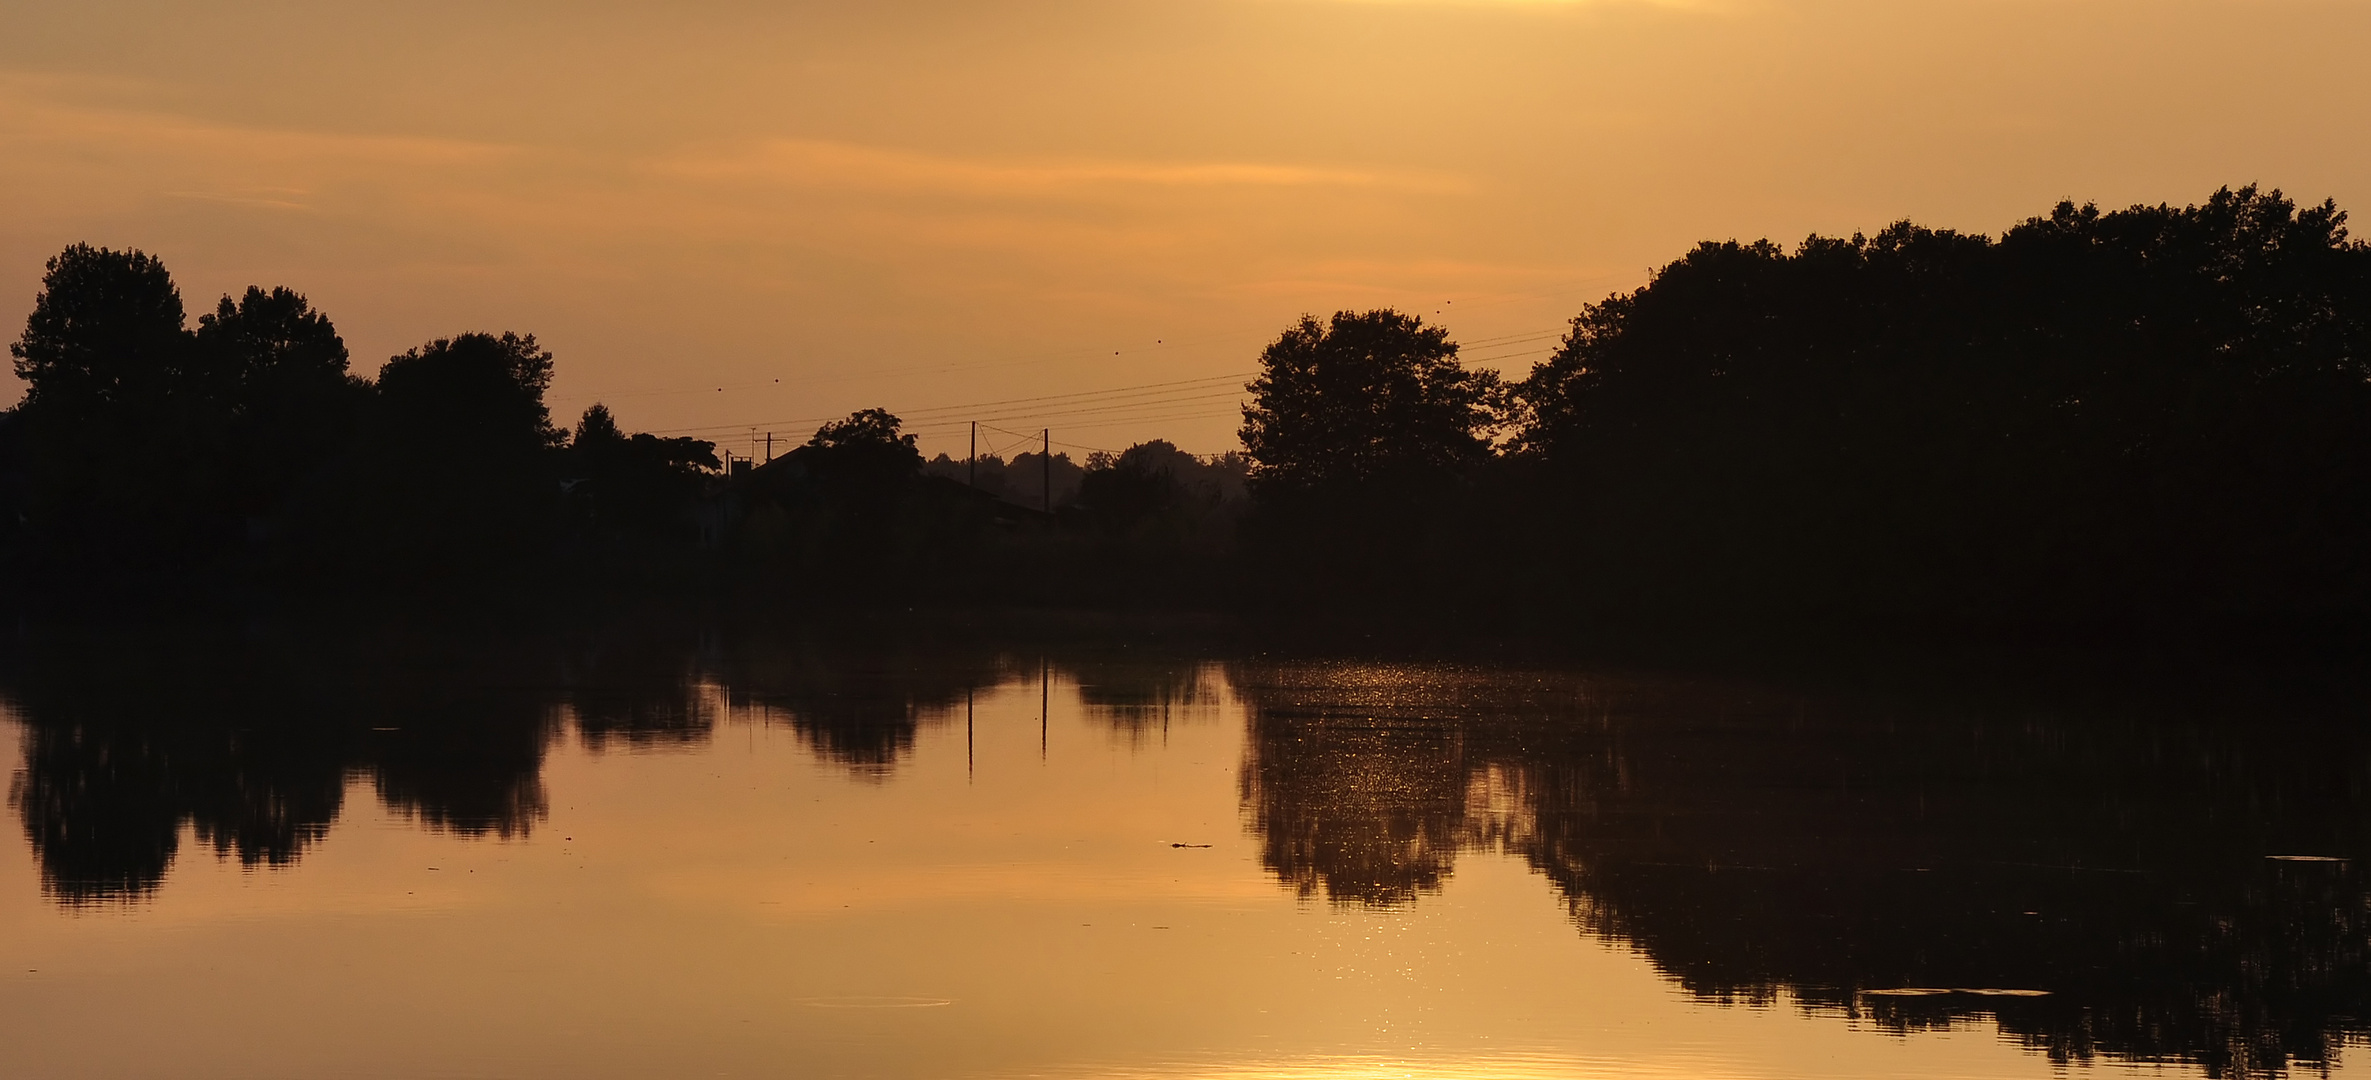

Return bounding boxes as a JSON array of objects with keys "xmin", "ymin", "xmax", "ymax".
[
  {"xmin": 6, "ymin": 185, "xmax": 2366, "ymax": 633},
  {"xmin": 1238, "ymin": 186, "xmax": 2371, "ymax": 634},
  {"xmin": 1511, "ymin": 186, "xmax": 2371, "ymax": 630},
  {"xmin": 0, "ymin": 243, "xmax": 1251, "ymax": 606},
  {"xmin": 0, "ymin": 245, "xmax": 722, "ymax": 596}
]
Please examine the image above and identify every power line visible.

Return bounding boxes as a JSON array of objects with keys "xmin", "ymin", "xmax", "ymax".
[
  {"xmin": 1458, "ymin": 329, "xmax": 1565, "ymax": 348},
  {"xmin": 628, "ymin": 319, "xmax": 1573, "ymax": 447},
  {"xmin": 553, "ymin": 328, "xmax": 1277, "ymax": 406},
  {"xmin": 643, "ymin": 372, "xmax": 1254, "ymax": 436},
  {"xmin": 962, "ymin": 391, "xmax": 1247, "ymax": 427},
  {"xmin": 892, "ymin": 372, "xmax": 1253, "ymax": 416},
  {"xmin": 667, "ymin": 385, "xmax": 1241, "ymax": 440},
  {"xmin": 1462, "ymin": 345, "xmax": 1561, "ymax": 366},
  {"xmin": 570, "ymin": 324, "xmax": 1572, "ymax": 415},
  {"xmin": 992, "ymin": 406, "xmax": 1246, "ymax": 437}
]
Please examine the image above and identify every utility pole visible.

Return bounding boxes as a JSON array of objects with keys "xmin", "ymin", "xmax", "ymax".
[
  {"xmin": 1041, "ymin": 428, "xmax": 1051, "ymax": 514},
  {"xmin": 969, "ymin": 421, "xmax": 977, "ymax": 488},
  {"xmin": 764, "ymin": 431, "xmax": 773, "ymax": 462}
]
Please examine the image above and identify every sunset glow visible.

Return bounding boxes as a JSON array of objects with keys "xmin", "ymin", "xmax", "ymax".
[{"xmin": 5, "ymin": 0, "xmax": 2363, "ymax": 456}]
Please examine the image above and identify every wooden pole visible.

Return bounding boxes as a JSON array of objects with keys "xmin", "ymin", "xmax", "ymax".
[
  {"xmin": 1041, "ymin": 428, "xmax": 1051, "ymax": 513},
  {"xmin": 969, "ymin": 421, "xmax": 977, "ymax": 488}
]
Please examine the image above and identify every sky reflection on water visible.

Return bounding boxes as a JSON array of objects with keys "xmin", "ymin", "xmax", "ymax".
[{"xmin": 1, "ymin": 627, "xmax": 2366, "ymax": 1079}]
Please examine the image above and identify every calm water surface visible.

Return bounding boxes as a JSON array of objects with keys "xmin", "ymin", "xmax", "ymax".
[{"xmin": 2, "ymin": 627, "xmax": 2367, "ymax": 1079}]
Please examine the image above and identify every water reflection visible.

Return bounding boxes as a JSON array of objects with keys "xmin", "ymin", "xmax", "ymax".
[
  {"xmin": 562, "ymin": 629, "xmax": 715, "ymax": 753},
  {"xmin": 3, "ymin": 630, "xmax": 568, "ymax": 901},
  {"xmin": 1227, "ymin": 660, "xmax": 2371, "ymax": 1077},
  {"xmin": 708, "ymin": 633, "xmax": 1003, "ymax": 777},
  {"xmin": 0, "ymin": 625, "xmax": 1043, "ymax": 895},
  {"xmin": 5, "ymin": 628, "xmax": 2370, "ymax": 1077},
  {"xmin": 1073, "ymin": 656, "xmax": 1228, "ymax": 742}
]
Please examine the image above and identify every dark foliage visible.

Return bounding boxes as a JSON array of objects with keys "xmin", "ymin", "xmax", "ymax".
[
  {"xmin": 6, "ymin": 245, "xmax": 215, "ymax": 577},
  {"xmin": 192, "ymin": 286, "xmax": 364, "ymax": 525},
  {"xmin": 1236, "ymin": 309, "xmax": 1506, "ymax": 610},
  {"xmin": 720, "ymin": 409, "xmax": 1015, "ymax": 600},
  {"xmin": 0, "ymin": 246, "xmax": 731, "ymax": 598},
  {"xmin": 564, "ymin": 403, "xmax": 719, "ymax": 555},
  {"xmin": 1074, "ymin": 440, "xmax": 1244, "ymax": 546},
  {"xmin": 1512, "ymin": 186, "xmax": 2371, "ymax": 630},
  {"xmin": 311, "ymin": 331, "xmax": 570, "ymax": 582},
  {"xmin": 1240, "ymin": 309, "xmax": 1499, "ymax": 495},
  {"xmin": 10, "ymin": 244, "xmax": 190, "ymax": 415},
  {"xmin": 7, "ymin": 185, "xmax": 2370, "ymax": 634},
  {"xmin": 3, "ymin": 248, "xmax": 372, "ymax": 584},
  {"xmin": 804, "ymin": 406, "xmax": 923, "ymax": 487}
]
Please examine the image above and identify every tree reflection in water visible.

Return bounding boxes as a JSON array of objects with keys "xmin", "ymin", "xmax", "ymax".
[
  {"xmin": 1072, "ymin": 656, "xmax": 1228, "ymax": 744},
  {"xmin": 1229, "ymin": 660, "xmax": 2371, "ymax": 1078},
  {"xmin": 0, "ymin": 623, "xmax": 1019, "ymax": 900},
  {"xmin": 2, "ymin": 628, "xmax": 571, "ymax": 902},
  {"xmin": 706, "ymin": 631, "xmax": 1006, "ymax": 778},
  {"xmin": 7, "ymin": 629, "xmax": 2370, "ymax": 1076}
]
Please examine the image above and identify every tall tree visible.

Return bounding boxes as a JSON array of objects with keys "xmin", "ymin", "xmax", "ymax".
[
  {"xmin": 193, "ymin": 286, "xmax": 361, "ymax": 521},
  {"xmin": 1236, "ymin": 310, "xmax": 1506, "ymax": 610},
  {"xmin": 574, "ymin": 402, "xmax": 624, "ymax": 445},
  {"xmin": 374, "ymin": 332, "xmax": 562, "ymax": 459},
  {"xmin": 4, "ymin": 244, "xmax": 223, "ymax": 579},
  {"xmin": 193, "ymin": 286, "xmax": 350, "ymax": 404},
  {"xmin": 1239, "ymin": 310, "xmax": 1499, "ymax": 494},
  {"xmin": 10, "ymin": 244, "xmax": 190, "ymax": 415},
  {"xmin": 342, "ymin": 332, "xmax": 566, "ymax": 579}
]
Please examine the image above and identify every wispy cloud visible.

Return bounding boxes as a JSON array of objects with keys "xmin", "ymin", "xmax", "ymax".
[
  {"xmin": 652, "ymin": 138, "xmax": 1459, "ymax": 198},
  {"xmin": 1281, "ymin": 0, "xmax": 1717, "ymax": 8},
  {"xmin": 0, "ymin": 73, "xmax": 520, "ymax": 223},
  {"xmin": 163, "ymin": 187, "xmax": 316, "ymax": 211},
  {"xmin": 0, "ymin": 76, "xmax": 514, "ymax": 170}
]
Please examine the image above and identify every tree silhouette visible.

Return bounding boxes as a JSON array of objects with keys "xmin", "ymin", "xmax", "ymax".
[
  {"xmin": 339, "ymin": 332, "xmax": 567, "ymax": 579},
  {"xmin": 1238, "ymin": 310, "xmax": 1505, "ymax": 609},
  {"xmin": 1240, "ymin": 309, "xmax": 1499, "ymax": 495},
  {"xmin": 804, "ymin": 407, "xmax": 923, "ymax": 483},
  {"xmin": 1511, "ymin": 185, "xmax": 2371, "ymax": 628},
  {"xmin": 9, "ymin": 244, "xmax": 189, "ymax": 414},
  {"xmin": 563, "ymin": 402, "xmax": 717, "ymax": 552},
  {"xmin": 4, "ymin": 185, "xmax": 2364, "ymax": 621},
  {"xmin": 3, "ymin": 248, "xmax": 385, "ymax": 588},
  {"xmin": 373, "ymin": 331, "xmax": 562, "ymax": 457},
  {"xmin": 5, "ymin": 245, "xmax": 228, "ymax": 577},
  {"xmin": 192, "ymin": 286, "xmax": 350, "ymax": 403},
  {"xmin": 192, "ymin": 286, "xmax": 362, "ymax": 530},
  {"xmin": 1074, "ymin": 439, "xmax": 1245, "ymax": 552},
  {"xmin": 575, "ymin": 402, "xmax": 624, "ymax": 444}
]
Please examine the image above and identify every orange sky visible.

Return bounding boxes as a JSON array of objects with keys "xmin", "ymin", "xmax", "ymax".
[{"xmin": 2, "ymin": 0, "xmax": 2365, "ymax": 457}]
